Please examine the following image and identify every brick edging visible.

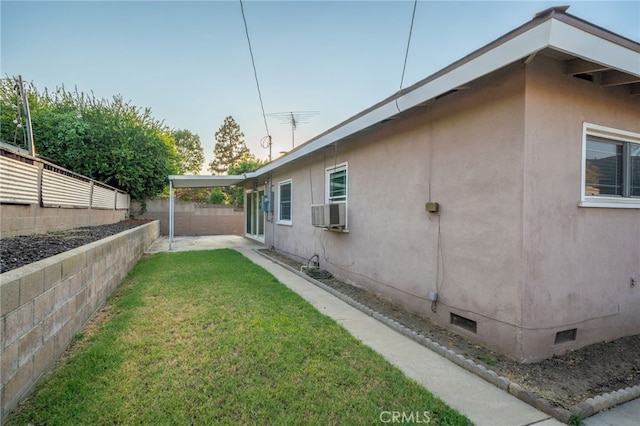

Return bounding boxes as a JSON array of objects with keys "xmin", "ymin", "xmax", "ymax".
[{"xmin": 253, "ymin": 249, "xmax": 640, "ymax": 423}]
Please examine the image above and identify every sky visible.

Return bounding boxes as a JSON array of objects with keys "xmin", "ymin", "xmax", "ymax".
[{"xmin": 1, "ymin": 0, "xmax": 639, "ymax": 173}]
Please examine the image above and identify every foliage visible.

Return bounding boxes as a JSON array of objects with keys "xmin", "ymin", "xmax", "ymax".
[
  {"xmin": 172, "ymin": 128, "xmax": 204, "ymax": 175},
  {"xmin": 208, "ymin": 115, "xmax": 249, "ymax": 175},
  {"xmin": 209, "ymin": 188, "xmax": 228, "ymax": 204},
  {"xmin": 225, "ymin": 155, "xmax": 264, "ymax": 207},
  {"xmin": 174, "ymin": 188, "xmax": 211, "ymax": 203},
  {"xmin": 568, "ymin": 414, "xmax": 584, "ymax": 425},
  {"xmin": 6, "ymin": 250, "xmax": 470, "ymax": 426},
  {"xmin": 0, "ymin": 77, "xmax": 181, "ymax": 201}
]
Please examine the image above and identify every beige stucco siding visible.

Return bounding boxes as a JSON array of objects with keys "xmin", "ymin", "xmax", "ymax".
[
  {"xmin": 266, "ymin": 63, "xmax": 529, "ymax": 356},
  {"xmin": 520, "ymin": 55, "xmax": 640, "ymax": 359},
  {"xmin": 261, "ymin": 53, "xmax": 639, "ymax": 361}
]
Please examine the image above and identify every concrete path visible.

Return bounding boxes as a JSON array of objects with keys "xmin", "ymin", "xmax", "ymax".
[
  {"xmin": 238, "ymin": 247, "xmax": 563, "ymax": 426},
  {"xmin": 146, "ymin": 235, "xmax": 262, "ymax": 253},
  {"xmin": 146, "ymin": 236, "xmax": 638, "ymax": 426},
  {"xmin": 582, "ymin": 397, "xmax": 640, "ymax": 426}
]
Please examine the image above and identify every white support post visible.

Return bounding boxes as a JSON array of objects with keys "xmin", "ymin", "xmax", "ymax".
[{"xmin": 169, "ymin": 179, "xmax": 174, "ymax": 250}]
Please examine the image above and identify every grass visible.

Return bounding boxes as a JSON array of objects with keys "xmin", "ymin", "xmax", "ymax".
[
  {"xmin": 7, "ymin": 249, "xmax": 471, "ymax": 425},
  {"xmin": 476, "ymin": 354, "xmax": 496, "ymax": 366}
]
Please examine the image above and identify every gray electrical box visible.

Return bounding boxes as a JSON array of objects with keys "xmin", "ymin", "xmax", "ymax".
[
  {"xmin": 261, "ymin": 191, "xmax": 274, "ymax": 212},
  {"xmin": 425, "ymin": 202, "xmax": 439, "ymax": 213}
]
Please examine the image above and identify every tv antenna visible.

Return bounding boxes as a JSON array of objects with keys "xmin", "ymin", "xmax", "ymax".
[{"xmin": 267, "ymin": 111, "xmax": 318, "ymax": 149}]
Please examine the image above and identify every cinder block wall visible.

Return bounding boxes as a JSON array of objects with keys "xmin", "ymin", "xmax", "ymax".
[
  {"xmin": 131, "ymin": 199, "xmax": 243, "ymax": 236},
  {"xmin": 0, "ymin": 221, "xmax": 159, "ymax": 420},
  {"xmin": 0, "ymin": 204, "xmax": 127, "ymax": 239}
]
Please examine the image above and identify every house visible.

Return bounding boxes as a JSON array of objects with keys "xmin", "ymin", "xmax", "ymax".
[{"xmin": 170, "ymin": 6, "xmax": 639, "ymax": 362}]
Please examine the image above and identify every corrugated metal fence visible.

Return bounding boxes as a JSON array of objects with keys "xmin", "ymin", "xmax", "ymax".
[{"xmin": 0, "ymin": 147, "xmax": 129, "ymax": 210}]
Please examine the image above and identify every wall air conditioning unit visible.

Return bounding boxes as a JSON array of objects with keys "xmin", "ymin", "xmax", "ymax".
[{"xmin": 311, "ymin": 203, "xmax": 345, "ymax": 230}]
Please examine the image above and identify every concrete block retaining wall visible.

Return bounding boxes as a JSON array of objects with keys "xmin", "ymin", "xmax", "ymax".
[
  {"xmin": 131, "ymin": 199, "xmax": 243, "ymax": 236},
  {"xmin": 0, "ymin": 204, "xmax": 127, "ymax": 239},
  {"xmin": 0, "ymin": 220, "xmax": 159, "ymax": 420}
]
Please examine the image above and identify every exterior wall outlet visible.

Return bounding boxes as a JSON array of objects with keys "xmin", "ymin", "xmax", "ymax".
[
  {"xmin": 425, "ymin": 202, "xmax": 439, "ymax": 213},
  {"xmin": 428, "ymin": 291, "xmax": 438, "ymax": 302}
]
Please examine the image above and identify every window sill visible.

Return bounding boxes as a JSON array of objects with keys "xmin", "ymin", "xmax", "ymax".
[
  {"xmin": 579, "ymin": 199, "xmax": 640, "ymax": 209},
  {"xmin": 277, "ymin": 221, "xmax": 293, "ymax": 226}
]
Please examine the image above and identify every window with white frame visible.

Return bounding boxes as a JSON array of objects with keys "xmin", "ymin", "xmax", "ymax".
[
  {"xmin": 278, "ymin": 179, "xmax": 292, "ymax": 224},
  {"xmin": 582, "ymin": 124, "xmax": 640, "ymax": 207},
  {"xmin": 326, "ymin": 162, "xmax": 347, "ymax": 204}
]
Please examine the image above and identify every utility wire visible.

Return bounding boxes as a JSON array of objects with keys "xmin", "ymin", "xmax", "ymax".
[
  {"xmin": 239, "ymin": 0, "xmax": 271, "ymax": 138},
  {"xmin": 396, "ymin": 0, "xmax": 418, "ymax": 112}
]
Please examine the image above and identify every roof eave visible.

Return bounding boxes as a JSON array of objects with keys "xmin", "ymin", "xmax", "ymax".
[
  {"xmin": 248, "ymin": 8, "xmax": 639, "ymax": 179},
  {"xmin": 169, "ymin": 175, "xmax": 247, "ymax": 188}
]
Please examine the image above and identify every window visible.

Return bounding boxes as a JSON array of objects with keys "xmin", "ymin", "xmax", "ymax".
[
  {"xmin": 326, "ymin": 162, "xmax": 347, "ymax": 204},
  {"xmin": 582, "ymin": 124, "xmax": 640, "ymax": 208},
  {"xmin": 278, "ymin": 179, "xmax": 292, "ymax": 225}
]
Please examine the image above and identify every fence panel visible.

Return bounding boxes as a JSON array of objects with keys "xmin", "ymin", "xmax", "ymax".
[
  {"xmin": 116, "ymin": 192, "xmax": 130, "ymax": 210},
  {"xmin": 42, "ymin": 168, "xmax": 91, "ymax": 208},
  {"xmin": 0, "ymin": 156, "xmax": 39, "ymax": 204},
  {"xmin": 92, "ymin": 184, "xmax": 116, "ymax": 209}
]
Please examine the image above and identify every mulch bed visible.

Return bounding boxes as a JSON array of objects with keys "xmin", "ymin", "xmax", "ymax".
[{"xmin": 0, "ymin": 219, "xmax": 150, "ymax": 274}]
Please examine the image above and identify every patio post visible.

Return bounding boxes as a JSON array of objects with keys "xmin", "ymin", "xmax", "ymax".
[{"xmin": 169, "ymin": 179, "xmax": 174, "ymax": 250}]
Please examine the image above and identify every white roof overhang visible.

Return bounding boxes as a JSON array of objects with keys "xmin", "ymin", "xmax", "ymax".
[
  {"xmin": 246, "ymin": 9, "xmax": 639, "ymax": 180},
  {"xmin": 168, "ymin": 175, "xmax": 246, "ymax": 188}
]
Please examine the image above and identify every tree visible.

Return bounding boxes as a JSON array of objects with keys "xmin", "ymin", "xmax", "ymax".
[
  {"xmin": 226, "ymin": 155, "xmax": 264, "ymax": 207},
  {"xmin": 208, "ymin": 116, "xmax": 249, "ymax": 175},
  {"xmin": 173, "ymin": 129, "xmax": 204, "ymax": 175},
  {"xmin": 0, "ymin": 77, "xmax": 180, "ymax": 201}
]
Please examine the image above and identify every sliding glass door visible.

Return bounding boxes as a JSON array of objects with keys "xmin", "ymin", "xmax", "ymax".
[{"xmin": 245, "ymin": 188, "xmax": 265, "ymax": 241}]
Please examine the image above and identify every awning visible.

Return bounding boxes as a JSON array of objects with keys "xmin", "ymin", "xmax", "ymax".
[
  {"xmin": 168, "ymin": 174, "xmax": 246, "ymax": 188},
  {"xmin": 168, "ymin": 174, "xmax": 247, "ymax": 249}
]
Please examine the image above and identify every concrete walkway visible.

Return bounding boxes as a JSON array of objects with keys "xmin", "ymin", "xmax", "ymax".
[
  {"xmin": 146, "ymin": 236, "xmax": 638, "ymax": 426},
  {"xmin": 239, "ymin": 248, "xmax": 562, "ymax": 426},
  {"xmin": 146, "ymin": 235, "xmax": 261, "ymax": 253}
]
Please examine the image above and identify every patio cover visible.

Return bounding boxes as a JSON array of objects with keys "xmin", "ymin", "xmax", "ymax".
[{"xmin": 167, "ymin": 174, "xmax": 247, "ymax": 249}]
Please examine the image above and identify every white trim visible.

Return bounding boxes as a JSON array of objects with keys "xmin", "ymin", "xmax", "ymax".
[
  {"xmin": 246, "ymin": 15, "xmax": 639, "ymax": 181},
  {"xmin": 245, "ymin": 186, "xmax": 266, "ymax": 243},
  {"xmin": 277, "ymin": 179, "xmax": 293, "ymax": 226},
  {"xmin": 325, "ymin": 162, "xmax": 348, "ymax": 231},
  {"xmin": 325, "ymin": 162, "xmax": 348, "ymax": 204},
  {"xmin": 579, "ymin": 201, "xmax": 640, "ymax": 209},
  {"xmin": 581, "ymin": 123, "xmax": 640, "ymax": 208}
]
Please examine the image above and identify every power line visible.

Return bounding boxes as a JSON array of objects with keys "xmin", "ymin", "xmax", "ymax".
[
  {"xmin": 239, "ymin": 0, "xmax": 272, "ymax": 158},
  {"xmin": 397, "ymin": 0, "xmax": 418, "ymax": 112}
]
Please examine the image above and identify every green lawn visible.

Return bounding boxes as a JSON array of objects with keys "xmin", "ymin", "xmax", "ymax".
[{"xmin": 8, "ymin": 249, "xmax": 471, "ymax": 425}]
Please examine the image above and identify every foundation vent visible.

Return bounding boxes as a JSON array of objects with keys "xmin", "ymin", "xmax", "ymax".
[
  {"xmin": 450, "ymin": 313, "xmax": 477, "ymax": 334},
  {"xmin": 554, "ymin": 328, "xmax": 577, "ymax": 344}
]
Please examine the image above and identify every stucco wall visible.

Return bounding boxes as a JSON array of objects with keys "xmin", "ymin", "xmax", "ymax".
[
  {"xmin": 263, "ymin": 62, "xmax": 529, "ymax": 359},
  {"xmin": 259, "ymin": 53, "xmax": 640, "ymax": 361},
  {"xmin": 131, "ymin": 199, "xmax": 244, "ymax": 236},
  {"xmin": 0, "ymin": 221, "xmax": 159, "ymax": 421},
  {"xmin": 519, "ymin": 55, "xmax": 640, "ymax": 360}
]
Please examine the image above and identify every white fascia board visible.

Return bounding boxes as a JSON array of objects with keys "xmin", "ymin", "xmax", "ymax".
[
  {"xmin": 253, "ymin": 22, "xmax": 555, "ymax": 179},
  {"xmin": 251, "ymin": 17, "xmax": 638, "ymax": 179},
  {"xmin": 168, "ymin": 175, "xmax": 245, "ymax": 188},
  {"xmin": 548, "ymin": 19, "xmax": 640, "ymax": 76},
  {"xmin": 398, "ymin": 20, "xmax": 553, "ymax": 111}
]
